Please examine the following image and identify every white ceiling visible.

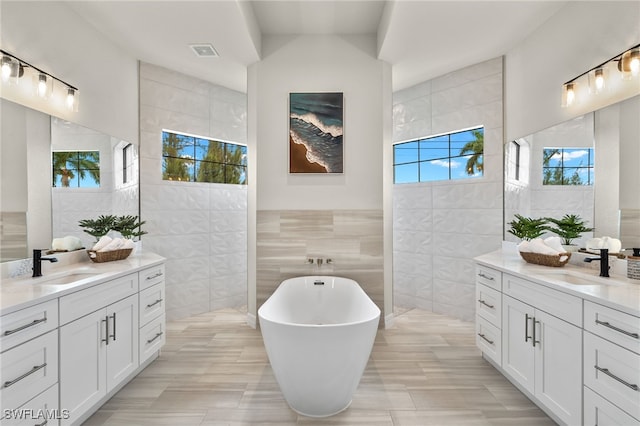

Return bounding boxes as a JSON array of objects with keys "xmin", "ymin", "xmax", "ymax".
[{"xmin": 66, "ymin": 0, "xmax": 566, "ymax": 93}]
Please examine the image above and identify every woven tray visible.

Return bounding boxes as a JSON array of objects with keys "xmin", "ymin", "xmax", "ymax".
[
  {"xmin": 87, "ymin": 248, "xmax": 133, "ymax": 263},
  {"xmin": 519, "ymin": 251, "xmax": 571, "ymax": 267}
]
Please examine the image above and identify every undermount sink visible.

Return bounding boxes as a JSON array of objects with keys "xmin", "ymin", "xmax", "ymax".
[
  {"xmin": 35, "ymin": 271, "xmax": 99, "ymax": 285},
  {"xmin": 537, "ymin": 271, "xmax": 620, "ymax": 286}
]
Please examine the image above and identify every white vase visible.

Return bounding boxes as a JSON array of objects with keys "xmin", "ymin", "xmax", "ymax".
[{"xmin": 562, "ymin": 244, "xmax": 579, "ymax": 253}]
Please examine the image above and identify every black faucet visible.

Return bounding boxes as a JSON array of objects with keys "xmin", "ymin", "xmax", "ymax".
[
  {"xmin": 32, "ymin": 249, "xmax": 58, "ymax": 277},
  {"xmin": 584, "ymin": 248, "xmax": 610, "ymax": 277}
]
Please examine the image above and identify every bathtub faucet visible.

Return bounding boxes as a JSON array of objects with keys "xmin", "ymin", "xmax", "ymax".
[{"xmin": 316, "ymin": 258, "xmax": 323, "ymax": 266}]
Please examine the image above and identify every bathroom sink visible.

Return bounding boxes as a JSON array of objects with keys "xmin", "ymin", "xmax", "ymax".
[
  {"xmin": 537, "ymin": 271, "xmax": 620, "ymax": 286},
  {"xmin": 35, "ymin": 272, "xmax": 99, "ymax": 285}
]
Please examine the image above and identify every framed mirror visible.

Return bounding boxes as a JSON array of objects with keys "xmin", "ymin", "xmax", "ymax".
[
  {"xmin": 504, "ymin": 94, "xmax": 640, "ymax": 249},
  {"xmin": 0, "ymin": 98, "xmax": 139, "ymax": 262}
]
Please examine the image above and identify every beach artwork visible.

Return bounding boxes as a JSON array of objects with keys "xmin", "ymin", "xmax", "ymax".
[{"xmin": 289, "ymin": 92, "xmax": 343, "ymax": 173}]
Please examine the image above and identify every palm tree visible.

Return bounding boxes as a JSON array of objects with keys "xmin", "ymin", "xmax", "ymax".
[
  {"xmin": 460, "ymin": 129, "xmax": 484, "ymax": 175},
  {"xmin": 162, "ymin": 133, "xmax": 192, "ymax": 181},
  {"xmin": 52, "ymin": 151, "xmax": 100, "ymax": 187}
]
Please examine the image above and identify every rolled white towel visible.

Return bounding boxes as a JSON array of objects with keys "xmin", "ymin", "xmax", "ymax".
[
  {"xmin": 52, "ymin": 237, "xmax": 66, "ymax": 251},
  {"xmin": 517, "ymin": 240, "xmax": 532, "ymax": 253},
  {"xmin": 122, "ymin": 239, "xmax": 135, "ymax": 249},
  {"xmin": 98, "ymin": 238, "xmax": 125, "ymax": 252},
  {"xmin": 601, "ymin": 236, "xmax": 622, "ymax": 254},
  {"xmin": 92, "ymin": 235, "xmax": 112, "ymax": 251},
  {"xmin": 586, "ymin": 237, "xmax": 603, "ymax": 251},
  {"xmin": 544, "ymin": 236, "xmax": 565, "ymax": 253},
  {"xmin": 63, "ymin": 236, "xmax": 82, "ymax": 251},
  {"xmin": 529, "ymin": 238, "xmax": 561, "ymax": 255}
]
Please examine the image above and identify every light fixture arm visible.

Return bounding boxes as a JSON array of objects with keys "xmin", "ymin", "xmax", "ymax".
[
  {"xmin": 0, "ymin": 49, "xmax": 78, "ymax": 91},
  {"xmin": 563, "ymin": 42, "xmax": 640, "ymax": 86}
]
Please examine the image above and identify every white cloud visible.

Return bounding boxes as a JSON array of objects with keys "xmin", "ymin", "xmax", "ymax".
[{"xmin": 551, "ymin": 150, "xmax": 589, "ymax": 161}]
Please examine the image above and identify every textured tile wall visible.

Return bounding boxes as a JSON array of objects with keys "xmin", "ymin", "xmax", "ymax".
[
  {"xmin": 257, "ymin": 209, "xmax": 384, "ymax": 322},
  {"xmin": 392, "ymin": 57, "xmax": 504, "ymax": 322},
  {"xmin": 139, "ymin": 62, "xmax": 248, "ymax": 321}
]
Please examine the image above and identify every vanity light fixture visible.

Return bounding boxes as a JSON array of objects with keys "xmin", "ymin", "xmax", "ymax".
[
  {"xmin": 562, "ymin": 43, "xmax": 640, "ymax": 107},
  {"xmin": 0, "ymin": 49, "xmax": 79, "ymax": 111}
]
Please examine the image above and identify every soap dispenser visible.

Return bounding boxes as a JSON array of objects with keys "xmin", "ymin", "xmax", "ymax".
[{"xmin": 628, "ymin": 248, "xmax": 640, "ymax": 280}]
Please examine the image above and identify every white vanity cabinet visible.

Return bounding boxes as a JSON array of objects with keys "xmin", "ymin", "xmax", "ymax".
[
  {"xmin": 475, "ymin": 265, "xmax": 502, "ymax": 365},
  {"xmin": 138, "ymin": 264, "xmax": 166, "ymax": 365},
  {"xmin": 583, "ymin": 300, "xmax": 640, "ymax": 424},
  {"xmin": 0, "ymin": 300, "xmax": 59, "ymax": 425},
  {"xmin": 59, "ymin": 274, "xmax": 139, "ymax": 425}
]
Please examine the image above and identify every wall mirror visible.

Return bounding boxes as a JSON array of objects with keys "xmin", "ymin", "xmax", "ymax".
[
  {"xmin": 0, "ymin": 98, "xmax": 139, "ymax": 262},
  {"xmin": 504, "ymin": 94, "xmax": 640, "ymax": 249}
]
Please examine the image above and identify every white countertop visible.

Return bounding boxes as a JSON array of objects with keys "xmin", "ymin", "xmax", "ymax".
[
  {"xmin": 475, "ymin": 249, "xmax": 640, "ymax": 317},
  {"xmin": 0, "ymin": 252, "xmax": 165, "ymax": 316}
]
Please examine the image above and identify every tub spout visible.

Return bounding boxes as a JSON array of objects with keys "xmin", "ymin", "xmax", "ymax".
[{"xmin": 316, "ymin": 258, "xmax": 323, "ymax": 266}]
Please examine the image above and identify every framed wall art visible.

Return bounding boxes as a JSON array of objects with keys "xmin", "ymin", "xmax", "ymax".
[{"xmin": 289, "ymin": 92, "xmax": 343, "ymax": 174}]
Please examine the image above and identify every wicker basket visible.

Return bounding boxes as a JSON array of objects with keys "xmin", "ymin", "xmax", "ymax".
[
  {"xmin": 87, "ymin": 248, "xmax": 133, "ymax": 263},
  {"xmin": 519, "ymin": 251, "xmax": 571, "ymax": 267}
]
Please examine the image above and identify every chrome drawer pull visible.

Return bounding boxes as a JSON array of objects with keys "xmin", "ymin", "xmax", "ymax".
[
  {"xmin": 595, "ymin": 319, "xmax": 639, "ymax": 339},
  {"xmin": 146, "ymin": 298, "xmax": 163, "ymax": 308},
  {"xmin": 478, "ymin": 299, "xmax": 494, "ymax": 309},
  {"xmin": 3, "ymin": 363, "xmax": 47, "ymax": 388},
  {"xmin": 147, "ymin": 331, "xmax": 163, "ymax": 344},
  {"xmin": 477, "ymin": 333, "xmax": 494, "ymax": 345},
  {"xmin": 146, "ymin": 272, "xmax": 163, "ymax": 280},
  {"xmin": 3, "ymin": 317, "xmax": 47, "ymax": 336},
  {"xmin": 35, "ymin": 420, "xmax": 48, "ymax": 426},
  {"xmin": 595, "ymin": 365, "xmax": 639, "ymax": 391},
  {"xmin": 477, "ymin": 272, "xmax": 494, "ymax": 281}
]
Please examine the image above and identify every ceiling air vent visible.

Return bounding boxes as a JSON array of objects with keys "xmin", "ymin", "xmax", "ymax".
[{"xmin": 189, "ymin": 43, "xmax": 219, "ymax": 58}]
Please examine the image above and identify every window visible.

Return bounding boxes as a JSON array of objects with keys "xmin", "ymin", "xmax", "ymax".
[
  {"xmin": 122, "ymin": 143, "xmax": 133, "ymax": 184},
  {"xmin": 162, "ymin": 130, "xmax": 247, "ymax": 184},
  {"xmin": 393, "ymin": 127, "xmax": 484, "ymax": 183},
  {"xmin": 542, "ymin": 147, "xmax": 594, "ymax": 185},
  {"xmin": 52, "ymin": 151, "xmax": 100, "ymax": 188}
]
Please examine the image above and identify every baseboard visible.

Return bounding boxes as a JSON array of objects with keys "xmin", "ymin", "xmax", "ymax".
[
  {"xmin": 246, "ymin": 312, "xmax": 257, "ymax": 329},
  {"xmin": 384, "ymin": 312, "xmax": 394, "ymax": 328}
]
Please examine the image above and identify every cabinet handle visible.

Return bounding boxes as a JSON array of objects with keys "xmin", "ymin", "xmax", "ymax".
[
  {"xmin": 477, "ymin": 333, "xmax": 494, "ymax": 345},
  {"xmin": 594, "ymin": 365, "xmax": 639, "ymax": 391},
  {"xmin": 533, "ymin": 319, "xmax": 541, "ymax": 347},
  {"xmin": 478, "ymin": 272, "xmax": 494, "ymax": 281},
  {"xmin": 3, "ymin": 363, "xmax": 47, "ymax": 388},
  {"xmin": 102, "ymin": 317, "xmax": 109, "ymax": 345},
  {"xmin": 3, "ymin": 317, "xmax": 47, "ymax": 336},
  {"xmin": 146, "ymin": 298, "xmax": 163, "ymax": 308},
  {"xmin": 35, "ymin": 420, "xmax": 48, "ymax": 426},
  {"xmin": 478, "ymin": 299, "xmax": 494, "ymax": 309},
  {"xmin": 110, "ymin": 313, "xmax": 117, "ymax": 342},
  {"xmin": 147, "ymin": 331, "xmax": 163, "ymax": 344},
  {"xmin": 525, "ymin": 314, "xmax": 532, "ymax": 343},
  {"xmin": 146, "ymin": 272, "xmax": 163, "ymax": 280},
  {"xmin": 595, "ymin": 319, "xmax": 639, "ymax": 339}
]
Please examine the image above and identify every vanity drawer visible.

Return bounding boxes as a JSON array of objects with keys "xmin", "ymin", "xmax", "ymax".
[
  {"xmin": 0, "ymin": 299, "xmax": 58, "ymax": 353},
  {"xmin": 139, "ymin": 264, "xmax": 165, "ymax": 291},
  {"xmin": 6, "ymin": 384, "xmax": 60, "ymax": 426},
  {"xmin": 503, "ymin": 273, "xmax": 582, "ymax": 327},
  {"xmin": 584, "ymin": 386, "xmax": 639, "ymax": 425},
  {"xmin": 139, "ymin": 282, "xmax": 165, "ymax": 327},
  {"xmin": 59, "ymin": 273, "xmax": 138, "ymax": 325},
  {"xmin": 140, "ymin": 313, "xmax": 165, "ymax": 364},
  {"xmin": 476, "ymin": 315, "xmax": 501, "ymax": 366},
  {"xmin": 476, "ymin": 283, "xmax": 501, "ymax": 327},
  {"xmin": 476, "ymin": 265, "xmax": 502, "ymax": 291},
  {"xmin": 0, "ymin": 329, "xmax": 58, "ymax": 412},
  {"xmin": 584, "ymin": 331, "xmax": 640, "ymax": 420},
  {"xmin": 585, "ymin": 300, "xmax": 640, "ymax": 354}
]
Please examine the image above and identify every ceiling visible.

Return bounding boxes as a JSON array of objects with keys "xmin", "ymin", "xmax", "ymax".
[{"xmin": 66, "ymin": 0, "xmax": 566, "ymax": 93}]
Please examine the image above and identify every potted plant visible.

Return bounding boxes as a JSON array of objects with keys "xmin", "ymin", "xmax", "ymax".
[
  {"xmin": 79, "ymin": 215, "xmax": 147, "ymax": 242},
  {"xmin": 507, "ymin": 214, "xmax": 548, "ymax": 241},
  {"xmin": 544, "ymin": 214, "xmax": 593, "ymax": 251}
]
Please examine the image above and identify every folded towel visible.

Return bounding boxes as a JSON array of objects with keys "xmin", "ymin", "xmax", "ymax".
[
  {"xmin": 92, "ymin": 235, "xmax": 112, "ymax": 251},
  {"xmin": 52, "ymin": 236, "xmax": 83, "ymax": 251},
  {"xmin": 99, "ymin": 238, "xmax": 125, "ymax": 252},
  {"xmin": 122, "ymin": 239, "xmax": 135, "ymax": 249},
  {"xmin": 517, "ymin": 240, "xmax": 532, "ymax": 253},
  {"xmin": 544, "ymin": 236, "xmax": 565, "ymax": 253},
  {"xmin": 529, "ymin": 238, "xmax": 561, "ymax": 255}
]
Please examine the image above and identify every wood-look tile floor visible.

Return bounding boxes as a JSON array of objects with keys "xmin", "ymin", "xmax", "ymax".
[{"xmin": 85, "ymin": 308, "xmax": 555, "ymax": 426}]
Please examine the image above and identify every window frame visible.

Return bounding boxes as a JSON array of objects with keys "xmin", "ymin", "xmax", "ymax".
[
  {"xmin": 393, "ymin": 126, "xmax": 484, "ymax": 184},
  {"xmin": 542, "ymin": 147, "xmax": 594, "ymax": 186},
  {"xmin": 161, "ymin": 129, "xmax": 247, "ymax": 185},
  {"xmin": 52, "ymin": 150, "xmax": 101, "ymax": 188}
]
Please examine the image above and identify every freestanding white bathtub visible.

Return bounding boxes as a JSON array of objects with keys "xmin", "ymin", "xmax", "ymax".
[{"xmin": 258, "ymin": 276, "xmax": 380, "ymax": 417}]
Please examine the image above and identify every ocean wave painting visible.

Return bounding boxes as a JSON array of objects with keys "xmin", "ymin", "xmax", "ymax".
[{"xmin": 289, "ymin": 92, "xmax": 343, "ymax": 173}]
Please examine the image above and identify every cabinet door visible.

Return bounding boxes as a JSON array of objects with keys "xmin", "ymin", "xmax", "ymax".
[
  {"xmin": 502, "ymin": 295, "xmax": 535, "ymax": 394},
  {"xmin": 59, "ymin": 309, "xmax": 107, "ymax": 425},
  {"xmin": 534, "ymin": 310, "xmax": 582, "ymax": 426},
  {"xmin": 106, "ymin": 295, "xmax": 139, "ymax": 392}
]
